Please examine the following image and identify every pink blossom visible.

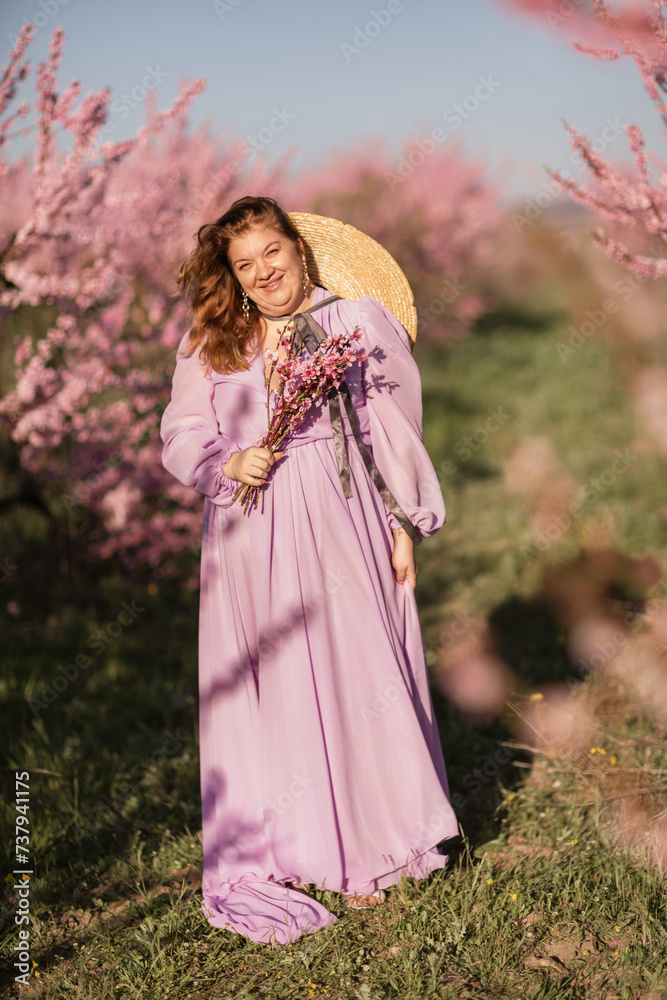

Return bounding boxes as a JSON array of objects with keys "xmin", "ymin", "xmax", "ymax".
[
  {"xmin": 499, "ymin": 0, "xmax": 667, "ymax": 278},
  {"xmin": 232, "ymin": 326, "xmax": 364, "ymax": 514}
]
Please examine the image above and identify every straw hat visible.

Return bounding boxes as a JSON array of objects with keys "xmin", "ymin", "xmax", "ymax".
[{"xmin": 287, "ymin": 212, "xmax": 418, "ymax": 343}]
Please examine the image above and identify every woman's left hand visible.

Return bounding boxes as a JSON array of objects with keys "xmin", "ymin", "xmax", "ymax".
[{"xmin": 391, "ymin": 531, "xmax": 417, "ymax": 589}]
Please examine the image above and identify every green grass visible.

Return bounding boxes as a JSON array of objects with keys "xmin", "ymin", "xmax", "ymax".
[{"xmin": 1, "ymin": 310, "xmax": 667, "ymax": 999}]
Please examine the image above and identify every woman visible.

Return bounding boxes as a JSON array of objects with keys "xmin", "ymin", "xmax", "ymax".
[{"xmin": 160, "ymin": 195, "xmax": 458, "ymax": 945}]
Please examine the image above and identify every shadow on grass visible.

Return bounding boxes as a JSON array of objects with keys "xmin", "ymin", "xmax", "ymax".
[
  {"xmin": 2, "ymin": 485, "xmax": 655, "ymax": 993},
  {"xmin": 432, "ymin": 547, "xmax": 655, "ymax": 857},
  {"xmin": 0, "ymin": 518, "xmax": 202, "ymax": 944}
]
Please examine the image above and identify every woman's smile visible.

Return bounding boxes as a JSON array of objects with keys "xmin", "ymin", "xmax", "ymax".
[{"xmin": 261, "ymin": 274, "xmax": 283, "ymax": 291}]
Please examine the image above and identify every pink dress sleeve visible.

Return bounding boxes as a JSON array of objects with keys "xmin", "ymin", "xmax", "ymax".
[
  {"xmin": 160, "ymin": 330, "xmax": 243, "ymax": 507},
  {"xmin": 359, "ymin": 295, "xmax": 446, "ymax": 540}
]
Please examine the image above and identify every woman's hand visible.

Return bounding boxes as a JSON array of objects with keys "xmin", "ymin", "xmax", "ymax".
[
  {"xmin": 391, "ymin": 529, "xmax": 417, "ymax": 589},
  {"xmin": 223, "ymin": 446, "xmax": 284, "ymax": 486}
]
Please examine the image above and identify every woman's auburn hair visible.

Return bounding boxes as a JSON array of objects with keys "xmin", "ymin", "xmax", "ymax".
[{"xmin": 176, "ymin": 195, "xmax": 304, "ymax": 375}]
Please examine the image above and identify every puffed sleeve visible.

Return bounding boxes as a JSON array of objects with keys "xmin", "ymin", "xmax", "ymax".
[
  {"xmin": 160, "ymin": 330, "xmax": 243, "ymax": 507},
  {"xmin": 359, "ymin": 295, "xmax": 446, "ymax": 540}
]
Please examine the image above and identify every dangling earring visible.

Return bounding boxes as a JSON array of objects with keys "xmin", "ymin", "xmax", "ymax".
[
  {"xmin": 302, "ymin": 259, "xmax": 310, "ymax": 295},
  {"xmin": 242, "ymin": 290, "xmax": 250, "ymax": 323}
]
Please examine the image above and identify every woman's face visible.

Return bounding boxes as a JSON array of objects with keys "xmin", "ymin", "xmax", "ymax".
[{"xmin": 228, "ymin": 225, "xmax": 306, "ymax": 317}]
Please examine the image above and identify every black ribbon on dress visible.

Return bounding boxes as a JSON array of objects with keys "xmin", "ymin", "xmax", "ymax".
[{"xmin": 258, "ymin": 295, "xmax": 423, "ymax": 546}]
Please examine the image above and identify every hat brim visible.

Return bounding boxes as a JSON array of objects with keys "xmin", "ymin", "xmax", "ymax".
[{"xmin": 287, "ymin": 212, "xmax": 417, "ymax": 343}]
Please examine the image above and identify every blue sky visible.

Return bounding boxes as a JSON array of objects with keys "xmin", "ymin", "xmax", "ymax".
[{"xmin": 2, "ymin": 0, "xmax": 663, "ymax": 201}]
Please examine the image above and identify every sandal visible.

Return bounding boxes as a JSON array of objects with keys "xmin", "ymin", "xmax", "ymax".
[{"xmin": 345, "ymin": 889, "xmax": 386, "ymax": 910}]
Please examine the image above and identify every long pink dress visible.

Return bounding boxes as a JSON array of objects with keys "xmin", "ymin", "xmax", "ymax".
[{"xmin": 160, "ymin": 284, "xmax": 458, "ymax": 945}]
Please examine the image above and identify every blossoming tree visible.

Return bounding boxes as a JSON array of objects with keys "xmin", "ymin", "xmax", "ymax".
[
  {"xmin": 498, "ymin": 0, "xmax": 667, "ymax": 458},
  {"xmin": 499, "ymin": 0, "xmax": 667, "ymax": 279},
  {"xmin": 0, "ymin": 24, "xmax": 507, "ymax": 580},
  {"xmin": 0, "ymin": 24, "xmax": 281, "ymax": 581}
]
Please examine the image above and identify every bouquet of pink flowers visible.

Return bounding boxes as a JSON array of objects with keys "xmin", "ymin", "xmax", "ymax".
[{"xmin": 231, "ymin": 319, "xmax": 367, "ymax": 514}]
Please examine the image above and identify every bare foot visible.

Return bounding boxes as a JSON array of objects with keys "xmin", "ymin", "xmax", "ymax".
[{"xmin": 346, "ymin": 891, "xmax": 385, "ymax": 909}]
